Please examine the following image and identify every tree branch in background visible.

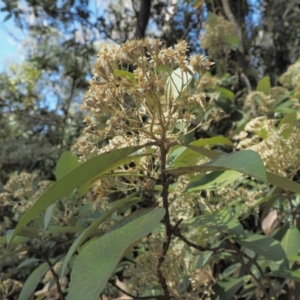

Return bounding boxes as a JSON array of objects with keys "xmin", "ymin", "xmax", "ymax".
[
  {"xmin": 240, "ymin": 71, "xmax": 252, "ymax": 93},
  {"xmin": 135, "ymin": 0, "xmax": 152, "ymax": 38},
  {"xmin": 221, "ymin": 0, "xmax": 244, "ymax": 54}
]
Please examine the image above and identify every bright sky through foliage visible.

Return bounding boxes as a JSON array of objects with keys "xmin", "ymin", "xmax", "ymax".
[{"xmin": 0, "ymin": 14, "xmax": 24, "ymax": 71}]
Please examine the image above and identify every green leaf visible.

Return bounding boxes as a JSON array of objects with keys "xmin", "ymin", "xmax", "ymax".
[
  {"xmin": 256, "ymin": 76, "xmax": 270, "ymax": 95},
  {"xmin": 55, "ymin": 151, "xmax": 80, "ymax": 180},
  {"xmin": 183, "ymin": 145, "xmax": 220, "ymax": 159},
  {"xmin": 0, "ymin": 246, "xmax": 31, "ymax": 262},
  {"xmin": 18, "ymin": 262, "xmax": 49, "ymax": 300},
  {"xmin": 266, "ymin": 172, "xmax": 300, "ymax": 194},
  {"xmin": 44, "ymin": 204, "xmax": 54, "ymax": 231},
  {"xmin": 273, "ymin": 223, "xmax": 290, "ymax": 242},
  {"xmin": 216, "ymin": 87, "xmax": 235, "ymax": 101},
  {"xmin": 78, "ymin": 153, "xmax": 148, "ymax": 197},
  {"xmin": 236, "ymin": 234, "xmax": 289, "ymax": 269},
  {"xmin": 46, "ymin": 226, "xmax": 85, "ymax": 236},
  {"xmin": 279, "ymin": 111, "xmax": 297, "ymax": 138},
  {"xmin": 6, "ymin": 229, "xmax": 14, "ymax": 243},
  {"xmin": 220, "ymin": 263, "xmax": 242, "ymax": 279},
  {"xmin": 169, "ymin": 136, "xmax": 232, "ymax": 168},
  {"xmin": 168, "ymin": 150, "xmax": 267, "ymax": 182},
  {"xmin": 60, "ymin": 193, "xmax": 141, "ymax": 278},
  {"xmin": 207, "ymin": 12, "xmax": 219, "ymax": 25},
  {"xmin": 195, "ymin": 251, "xmax": 213, "ymax": 269},
  {"xmin": 66, "ymin": 207, "xmax": 165, "ymax": 300},
  {"xmin": 165, "ymin": 65, "xmax": 194, "ymax": 101},
  {"xmin": 213, "ymin": 277, "xmax": 244, "ymax": 300},
  {"xmin": 0, "ymin": 235, "xmax": 29, "ymax": 245},
  {"xmin": 8, "ymin": 146, "xmax": 143, "ymax": 246},
  {"xmin": 201, "ymin": 150, "xmax": 266, "ymax": 181},
  {"xmin": 279, "ymin": 111, "xmax": 297, "ymax": 128},
  {"xmin": 215, "ymin": 97, "xmax": 232, "ymax": 113},
  {"xmin": 55, "ymin": 152, "xmax": 79, "ymax": 201},
  {"xmin": 281, "ymin": 225, "xmax": 300, "ymax": 257},
  {"xmin": 185, "ymin": 170, "xmax": 242, "ymax": 192},
  {"xmin": 224, "ymin": 35, "xmax": 239, "ymax": 50},
  {"xmin": 180, "ymin": 146, "xmax": 300, "ymax": 194},
  {"xmin": 287, "ymin": 255, "xmax": 300, "ymax": 262},
  {"xmin": 114, "ymin": 69, "xmax": 137, "ymax": 84},
  {"xmin": 17, "ymin": 258, "xmax": 41, "ymax": 268},
  {"xmin": 182, "ymin": 208, "xmax": 244, "ymax": 236},
  {"xmin": 270, "ymin": 270, "xmax": 300, "ymax": 283},
  {"xmin": 274, "ymin": 100, "xmax": 294, "ymax": 113}
]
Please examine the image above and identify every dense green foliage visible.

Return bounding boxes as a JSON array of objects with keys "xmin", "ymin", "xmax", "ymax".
[{"xmin": 1, "ymin": 1, "xmax": 300, "ymax": 299}]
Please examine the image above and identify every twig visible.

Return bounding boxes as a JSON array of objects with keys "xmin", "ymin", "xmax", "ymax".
[
  {"xmin": 230, "ymin": 242, "xmax": 272, "ymax": 300},
  {"xmin": 173, "ymin": 227, "xmax": 223, "ymax": 252},
  {"xmin": 109, "ymin": 279, "xmax": 164, "ymax": 300},
  {"xmin": 173, "ymin": 218, "xmax": 183, "ymax": 231},
  {"xmin": 240, "ymin": 71, "xmax": 252, "ymax": 93},
  {"xmin": 173, "ymin": 228, "xmax": 206, "ymax": 252},
  {"xmin": 240, "ymin": 249, "xmax": 277, "ymax": 297},
  {"xmin": 134, "ymin": 0, "xmax": 152, "ymax": 38},
  {"xmin": 43, "ymin": 253, "xmax": 65, "ymax": 300},
  {"xmin": 283, "ymin": 1, "xmax": 296, "ymax": 19}
]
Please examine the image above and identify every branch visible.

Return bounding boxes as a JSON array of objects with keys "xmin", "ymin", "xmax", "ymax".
[
  {"xmin": 240, "ymin": 249, "xmax": 276, "ymax": 298},
  {"xmin": 283, "ymin": 1, "xmax": 296, "ymax": 19},
  {"xmin": 174, "ymin": 228, "xmax": 206, "ymax": 252},
  {"xmin": 156, "ymin": 144, "xmax": 173, "ymax": 300},
  {"xmin": 230, "ymin": 242, "xmax": 272, "ymax": 300},
  {"xmin": 240, "ymin": 71, "xmax": 252, "ymax": 93},
  {"xmin": 43, "ymin": 254, "xmax": 65, "ymax": 300},
  {"xmin": 135, "ymin": 0, "xmax": 152, "ymax": 38},
  {"xmin": 173, "ymin": 226, "xmax": 223, "ymax": 252},
  {"xmin": 221, "ymin": 0, "xmax": 244, "ymax": 54}
]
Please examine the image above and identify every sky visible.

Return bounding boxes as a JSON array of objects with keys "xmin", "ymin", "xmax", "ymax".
[
  {"xmin": 0, "ymin": 0, "xmax": 105, "ymax": 73},
  {"xmin": 0, "ymin": 1, "xmax": 105, "ymax": 111},
  {"xmin": 0, "ymin": 14, "xmax": 23, "ymax": 71}
]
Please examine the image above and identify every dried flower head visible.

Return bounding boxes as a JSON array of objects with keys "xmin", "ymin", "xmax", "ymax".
[
  {"xmin": 201, "ymin": 15, "xmax": 236, "ymax": 59},
  {"xmin": 73, "ymin": 39, "xmax": 215, "ymax": 157},
  {"xmin": 0, "ymin": 279, "xmax": 22, "ymax": 298},
  {"xmin": 279, "ymin": 61, "xmax": 300, "ymax": 93},
  {"xmin": 235, "ymin": 117, "xmax": 300, "ymax": 176},
  {"xmin": 244, "ymin": 91, "xmax": 276, "ymax": 116},
  {"xmin": 72, "ymin": 39, "xmax": 216, "ymax": 201}
]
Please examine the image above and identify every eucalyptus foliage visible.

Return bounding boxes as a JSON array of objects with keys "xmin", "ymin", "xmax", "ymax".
[
  {"xmin": 1, "ymin": 1, "xmax": 300, "ymax": 299},
  {"xmin": 1, "ymin": 39, "xmax": 300, "ymax": 300}
]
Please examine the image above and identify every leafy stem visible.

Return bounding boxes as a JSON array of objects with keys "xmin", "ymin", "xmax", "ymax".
[
  {"xmin": 229, "ymin": 241, "xmax": 273, "ymax": 300},
  {"xmin": 156, "ymin": 143, "xmax": 172, "ymax": 300}
]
